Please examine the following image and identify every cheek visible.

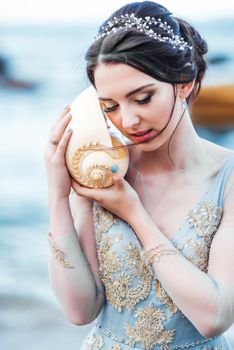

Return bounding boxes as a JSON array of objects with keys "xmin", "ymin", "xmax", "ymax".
[{"xmin": 150, "ymin": 91, "xmax": 175, "ymax": 124}]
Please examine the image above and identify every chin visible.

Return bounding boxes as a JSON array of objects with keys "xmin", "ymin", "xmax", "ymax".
[{"xmin": 136, "ymin": 135, "xmax": 167, "ymax": 152}]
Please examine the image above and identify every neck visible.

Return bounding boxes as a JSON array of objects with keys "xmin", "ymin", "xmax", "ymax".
[{"xmin": 130, "ymin": 112, "xmax": 208, "ymax": 176}]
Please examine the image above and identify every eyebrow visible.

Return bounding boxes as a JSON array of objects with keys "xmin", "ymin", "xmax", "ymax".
[{"xmin": 98, "ymin": 83, "xmax": 156, "ymax": 101}]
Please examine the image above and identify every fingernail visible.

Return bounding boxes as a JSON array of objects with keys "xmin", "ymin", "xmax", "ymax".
[
  {"xmin": 64, "ymin": 105, "xmax": 70, "ymax": 110},
  {"xmin": 110, "ymin": 164, "xmax": 118, "ymax": 173},
  {"xmin": 66, "ymin": 128, "xmax": 71, "ymax": 133}
]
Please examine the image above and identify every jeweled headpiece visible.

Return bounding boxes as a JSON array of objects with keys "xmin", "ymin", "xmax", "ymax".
[{"xmin": 95, "ymin": 13, "xmax": 192, "ymax": 51}]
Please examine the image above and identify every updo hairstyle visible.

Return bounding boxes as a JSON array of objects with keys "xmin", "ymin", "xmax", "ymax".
[{"xmin": 85, "ymin": 1, "xmax": 208, "ymax": 103}]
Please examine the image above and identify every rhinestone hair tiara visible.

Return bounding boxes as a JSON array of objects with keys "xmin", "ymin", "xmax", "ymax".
[{"xmin": 95, "ymin": 13, "xmax": 192, "ymax": 50}]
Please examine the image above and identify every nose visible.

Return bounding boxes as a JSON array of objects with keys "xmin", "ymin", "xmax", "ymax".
[{"xmin": 121, "ymin": 106, "xmax": 140, "ymax": 130}]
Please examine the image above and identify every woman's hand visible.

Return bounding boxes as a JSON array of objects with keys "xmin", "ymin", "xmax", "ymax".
[{"xmin": 72, "ymin": 165, "xmax": 143, "ymax": 223}]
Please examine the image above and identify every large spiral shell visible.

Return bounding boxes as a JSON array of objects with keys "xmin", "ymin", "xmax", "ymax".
[{"xmin": 65, "ymin": 86, "xmax": 129, "ymax": 188}]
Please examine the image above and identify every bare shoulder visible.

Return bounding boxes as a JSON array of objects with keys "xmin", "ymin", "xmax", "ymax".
[
  {"xmin": 201, "ymin": 139, "xmax": 234, "ymax": 196},
  {"xmin": 201, "ymin": 138, "xmax": 234, "ymax": 166}
]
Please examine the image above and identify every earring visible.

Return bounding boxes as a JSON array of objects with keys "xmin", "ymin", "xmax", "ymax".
[{"xmin": 182, "ymin": 100, "xmax": 187, "ymax": 109}]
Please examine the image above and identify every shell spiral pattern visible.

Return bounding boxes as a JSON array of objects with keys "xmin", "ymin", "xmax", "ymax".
[{"xmin": 71, "ymin": 142, "xmax": 117, "ymax": 188}]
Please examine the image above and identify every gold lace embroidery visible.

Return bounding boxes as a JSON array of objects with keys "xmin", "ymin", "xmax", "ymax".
[
  {"xmin": 99, "ymin": 240, "xmax": 152, "ymax": 312},
  {"xmin": 151, "ymin": 204, "xmax": 222, "ymax": 317},
  {"xmin": 154, "ymin": 279, "xmax": 179, "ymax": 317},
  {"xmin": 97, "ymin": 234, "xmax": 122, "ymax": 277},
  {"xmin": 96, "ymin": 336, "xmax": 104, "ymax": 350},
  {"xmin": 86, "ymin": 334, "xmax": 95, "ymax": 350},
  {"xmin": 188, "ymin": 201, "xmax": 223, "ymax": 237},
  {"xmin": 94, "ymin": 205, "xmax": 152, "ymax": 312},
  {"xmin": 183, "ymin": 236, "xmax": 213, "ymax": 272},
  {"xmin": 86, "ymin": 334, "xmax": 104, "ymax": 350},
  {"xmin": 93, "ymin": 204, "xmax": 119, "ymax": 235},
  {"xmin": 125, "ymin": 302, "xmax": 175, "ymax": 350},
  {"xmin": 183, "ymin": 201, "xmax": 223, "ymax": 272},
  {"xmin": 121, "ymin": 244, "xmax": 153, "ymax": 309}
]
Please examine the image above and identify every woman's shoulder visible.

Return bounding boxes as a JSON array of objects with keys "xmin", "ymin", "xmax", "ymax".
[
  {"xmin": 201, "ymin": 139, "xmax": 234, "ymax": 199},
  {"xmin": 201, "ymin": 138, "xmax": 234, "ymax": 165}
]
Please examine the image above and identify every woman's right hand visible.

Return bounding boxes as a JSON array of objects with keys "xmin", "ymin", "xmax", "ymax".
[{"xmin": 44, "ymin": 106, "xmax": 73, "ymax": 199}]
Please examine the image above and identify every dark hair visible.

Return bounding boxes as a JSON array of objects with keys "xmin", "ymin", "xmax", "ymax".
[{"xmin": 85, "ymin": 1, "xmax": 208, "ymax": 103}]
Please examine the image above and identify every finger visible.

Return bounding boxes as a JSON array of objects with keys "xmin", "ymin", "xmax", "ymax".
[
  {"xmin": 49, "ymin": 113, "xmax": 72, "ymax": 147},
  {"xmin": 110, "ymin": 165, "xmax": 124, "ymax": 188},
  {"xmin": 50, "ymin": 105, "xmax": 71, "ymax": 132},
  {"xmin": 55, "ymin": 127, "xmax": 73, "ymax": 157},
  {"xmin": 72, "ymin": 180, "xmax": 97, "ymax": 199},
  {"xmin": 55, "ymin": 105, "xmax": 71, "ymax": 124}
]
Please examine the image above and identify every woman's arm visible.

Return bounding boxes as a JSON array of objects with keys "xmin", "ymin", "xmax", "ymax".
[
  {"xmin": 48, "ymin": 194, "xmax": 104, "ymax": 325},
  {"xmin": 128, "ymin": 175, "xmax": 234, "ymax": 337},
  {"xmin": 45, "ymin": 107, "xmax": 104, "ymax": 325}
]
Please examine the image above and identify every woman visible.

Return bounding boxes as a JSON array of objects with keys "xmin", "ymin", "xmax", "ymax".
[{"xmin": 45, "ymin": 2, "xmax": 234, "ymax": 349}]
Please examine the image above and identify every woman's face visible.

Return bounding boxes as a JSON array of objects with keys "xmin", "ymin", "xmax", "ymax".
[{"xmin": 94, "ymin": 62, "xmax": 183, "ymax": 152}]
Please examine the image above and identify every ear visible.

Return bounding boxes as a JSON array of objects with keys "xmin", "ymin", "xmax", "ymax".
[{"xmin": 177, "ymin": 80, "xmax": 195, "ymax": 99}]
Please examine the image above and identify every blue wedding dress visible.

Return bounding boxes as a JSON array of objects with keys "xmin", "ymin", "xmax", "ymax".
[{"xmin": 80, "ymin": 154, "xmax": 234, "ymax": 350}]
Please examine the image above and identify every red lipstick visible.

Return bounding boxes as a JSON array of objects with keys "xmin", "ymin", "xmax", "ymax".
[{"xmin": 130, "ymin": 129, "xmax": 157, "ymax": 142}]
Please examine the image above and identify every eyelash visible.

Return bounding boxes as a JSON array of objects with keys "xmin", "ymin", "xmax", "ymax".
[
  {"xmin": 136, "ymin": 94, "xmax": 152, "ymax": 105},
  {"xmin": 103, "ymin": 93, "xmax": 153, "ymax": 113}
]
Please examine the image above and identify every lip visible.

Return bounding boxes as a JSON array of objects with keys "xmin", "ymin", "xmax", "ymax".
[
  {"xmin": 131, "ymin": 129, "xmax": 152, "ymax": 136},
  {"xmin": 130, "ymin": 129, "xmax": 158, "ymax": 142}
]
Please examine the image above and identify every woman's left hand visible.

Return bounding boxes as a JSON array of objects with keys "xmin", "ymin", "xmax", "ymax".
[{"xmin": 71, "ymin": 165, "xmax": 142, "ymax": 223}]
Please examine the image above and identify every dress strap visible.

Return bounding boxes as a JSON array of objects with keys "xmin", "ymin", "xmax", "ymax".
[{"xmin": 215, "ymin": 153, "xmax": 234, "ymax": 207}]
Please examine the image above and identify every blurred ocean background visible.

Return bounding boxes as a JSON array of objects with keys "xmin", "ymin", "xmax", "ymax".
[{"xmin": 0, "ymin": 18, "xmax": 234, "ymax": 349}]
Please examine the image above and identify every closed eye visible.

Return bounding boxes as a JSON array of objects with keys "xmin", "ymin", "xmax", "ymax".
[
  {"xmin": 135, "ymin": 93, "xmax": 153, "ymax": 105},
  {"xmin": 102, "ymin": 92, "xmax": 153, "ymax": 113},
  {"xmin": 103, "ymin": 104, "xmax": 118, "ymax": 113}
]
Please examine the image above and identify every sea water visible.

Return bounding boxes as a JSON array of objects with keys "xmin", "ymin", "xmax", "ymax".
[{"xmin": 0, "ymin": 20, "xmax": 234, "ymax": 350}]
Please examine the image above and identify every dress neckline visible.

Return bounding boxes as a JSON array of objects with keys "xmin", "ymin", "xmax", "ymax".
[{"xmin": 169, "ymin": 152, "xmax": 234, "ymax": 243}]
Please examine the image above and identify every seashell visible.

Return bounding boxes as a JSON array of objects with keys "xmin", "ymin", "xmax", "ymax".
[{"xmin": 65, "ymin": 86, "xmax": 129, "ymax": 188}]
